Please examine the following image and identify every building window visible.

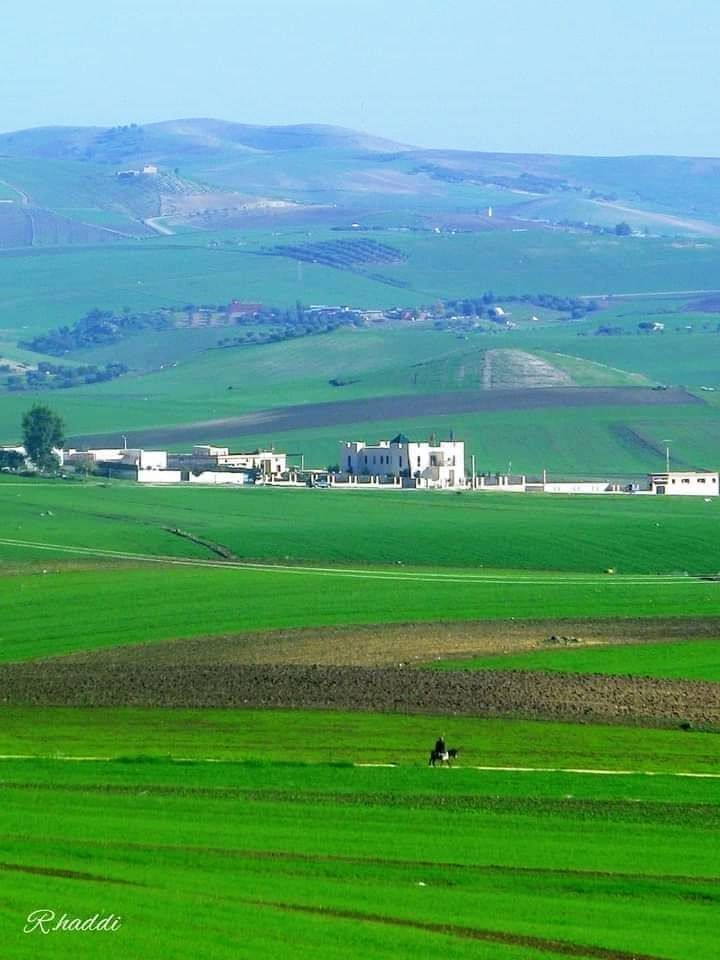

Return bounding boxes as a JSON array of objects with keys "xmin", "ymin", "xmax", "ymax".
[
  {"xmin": 417, "ymin": 456, "xmax": 421, "ymax": 467},
  {"xmin": 347, "ymin": 456, "xmax": 351, "ymax": 469},
  {"xmin": 364, "ymin": 455, "xmax": 368, "ymax": 465},
  {"xmin": 399, "ymin": 457, "xmax": 403, "ymax": 468},
  {"xmin": 699, "ymin": 478, "xmax": 706, "ymax": 483},
  {"xmin": 682, "ymin": 478, "xmax": 690, "ymax": 484}
]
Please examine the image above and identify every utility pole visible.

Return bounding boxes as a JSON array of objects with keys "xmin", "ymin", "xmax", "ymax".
[
  {"xmin": 662, "ymin": 440, "xmax": 671, "ymax": 473},
  {"xmin": 121, "ymin": 435, "xmax": 127, "ymax": 450},
  {"xmin": 471, "ymin": 454, "xmax": 476, "ymax": 488}
]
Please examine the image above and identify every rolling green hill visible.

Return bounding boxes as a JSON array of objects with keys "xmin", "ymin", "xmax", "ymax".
[{"xmin": 1, "ymin": 119, "xmax": 720, "ymax": 242}]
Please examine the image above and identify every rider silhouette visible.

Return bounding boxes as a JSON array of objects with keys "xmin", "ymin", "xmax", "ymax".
[{"xmin": 435, "ymin": 735, "xmax": 447, "ymax": 757}]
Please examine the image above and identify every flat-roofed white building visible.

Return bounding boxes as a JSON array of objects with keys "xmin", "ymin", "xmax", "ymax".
[
  {"xmin": 168, "ymin": 445, "xmax": 286, "ymax": 475},
  {"xmin": 65, "ymin": 448, "xmax": 167, "ymax": 470},
  {"xmin": 648, "ymin": 472, "xmax": 719, "ymax": 495},
  {"xmin": 339, "ymin": 434, "xmax": 465, "ymax": 489}
]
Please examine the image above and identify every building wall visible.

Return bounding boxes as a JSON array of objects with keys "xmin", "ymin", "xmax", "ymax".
[
  {"xmin": 169, "ymin": 449, "xmax": 286, "ymax": 474},
  {"xmin": 136, "ymin": 469, "xmax": 182, "ymax": 484},
  {"xmin": 339, "ymin": 439, "xmax": 465, "ymax": 488},
  {"xmin": 649, "ymin": 472, "xmax": 719, "ymax": 496},
  {"xmin": 187, "ymin": 471, "xmax": 249, "ymax": 485},
  {"xmin": 543, "ymin": 482, "xmax": 615, "ymax": 494}
]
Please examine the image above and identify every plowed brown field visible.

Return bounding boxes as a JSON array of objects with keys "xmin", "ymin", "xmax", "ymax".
[{"xmin": 2, "ymin": 661, "xmax": 719, "ymax": 727}]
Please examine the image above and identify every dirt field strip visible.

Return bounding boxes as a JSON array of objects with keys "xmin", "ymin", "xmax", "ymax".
[
  {"xmin": 68, "ymin": 386, "xmax": 701, "ymax": 449},
  {"xmin": 0, "ymin": 536, "xmax": 704, "ymax": 585}
]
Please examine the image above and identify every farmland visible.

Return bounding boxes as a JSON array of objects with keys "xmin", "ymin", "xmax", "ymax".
[
  {"xmin": 1, "ymin": 710, "xmax": 719, "ymax": 959},
  {"xmin": 3, "ymin": 120, "xmax": 720, "ymax": 959},
  {"xmin": 3, "ymin": 478, "xmax": 720, "ymax": 575},
  {"xmin": 1, "ymin": 271, "xmax": 720, "ymax": 476},
  {"xmin": 2, "ymin": 477, "xmax": 720, "ymax": 667}
]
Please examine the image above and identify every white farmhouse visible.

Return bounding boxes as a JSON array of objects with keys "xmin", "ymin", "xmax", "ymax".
[
  {"xmin": 339, "ymin": 433, "xmax": 465, "ymax": 489},
  {"xmin": 648, "ymin": 472, "xmax": 719, "ymax": 496}
]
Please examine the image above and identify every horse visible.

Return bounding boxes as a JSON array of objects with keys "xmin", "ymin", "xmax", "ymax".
[{"xmin": 428, "ymin": 747, "xmax": 458, "ymax": 767}]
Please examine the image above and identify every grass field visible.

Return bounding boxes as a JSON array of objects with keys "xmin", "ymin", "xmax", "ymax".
[
  {"xmin": 432, "ymin": 638, "xmax": 720, "ymax": 681},
  {"xmin": 5, "ymin": 560, "xmax": 720, "ymax": 663},
  {"xmin": 3, "ymin": 479, "xmax": 720, "ymax": 574},
  {"xmin": 1, "ymin": 709, "xmax": 719, "ymax": 959}
]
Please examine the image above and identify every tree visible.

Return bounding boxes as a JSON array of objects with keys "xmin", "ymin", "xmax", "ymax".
[
  {"xmin": 21, "ymin": 404, "xmax": 64, "ymax": 472},
  {"xmin": 614, "ymin": 222, "xmax": 632, "ymax": 236}
]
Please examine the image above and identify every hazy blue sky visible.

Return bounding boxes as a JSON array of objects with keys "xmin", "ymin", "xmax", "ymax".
[{"xmin": 4, "ymin": 0, "xmax": 718, "ymax": 156}]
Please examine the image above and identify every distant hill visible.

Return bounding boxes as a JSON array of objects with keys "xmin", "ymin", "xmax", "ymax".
[{"xmin": 0, "ymin": 118, "xmax": 719, "ymax": 244}]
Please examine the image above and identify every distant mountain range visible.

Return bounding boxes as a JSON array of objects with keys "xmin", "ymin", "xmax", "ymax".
[{"xmin": 0, "ymin": 118, "xmax": 719, "ymax": 246}]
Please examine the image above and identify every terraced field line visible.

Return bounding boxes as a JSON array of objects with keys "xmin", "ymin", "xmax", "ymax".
[
  {"xmin": 0, "ymin": 536, "xmax": 708, "ymax": 586},
  {"xmin": 0, "ymin": 755, "xmax": 719, "ymax": 777}
]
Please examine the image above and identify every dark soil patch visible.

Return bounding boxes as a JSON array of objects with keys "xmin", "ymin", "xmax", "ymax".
[
  {"xmin": 2, "ymin": 662, "xmax": 720, "ymax": 727},
  {"xmin": 68, "ymin": 387, "xmax": 700, "ymax": 448},
  {"xmin": 687, "ymin": 296, "xmax": 720, "ymax": 312}
]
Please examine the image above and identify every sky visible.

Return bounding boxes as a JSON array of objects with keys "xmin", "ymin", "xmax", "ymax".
[{"xmin": 2, "ymin": 0, "xmax": 718, "ymax": 156}]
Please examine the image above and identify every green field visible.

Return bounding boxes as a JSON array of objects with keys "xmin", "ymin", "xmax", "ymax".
[
  {"xmin": 6, "ymin": 561, "xmax": 720, "ymax": 663},
  {"xmin": 1, "ymin": 708, "xmax": 719, "ymax": 959},
  {"xmin": 2, "ymin": 479, "xmax": 720, "ymax": 661},
  {"xmin": 3, "ymin": 479, "xmax": 720, "ymax": 574},
  {"xmin": 432, "ymin": 638, "xmax": 720, "ymax": 681}
]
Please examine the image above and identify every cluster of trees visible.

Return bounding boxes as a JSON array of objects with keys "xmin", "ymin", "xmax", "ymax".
[
  {"xmin": 557, "ymin": 219, "xmax": 636, "ymax": 237},
  {"xmin": 86, "ymin": 123, "xmax": 145, "ymax": 162},
  {"xmin": 441, "ymin": 292, "xmax": 599, "ymax": 320},
  {"xmin": 258, "ymin": 238, "xmax": 407, "ymax": 269},
  {"xmin": 219, "ymin": 304, "xmax": 368, "ymax": 348},
  {"xmin": 5, "ymin": 361, "xmax": 127, "ymax": 391},
  {"xmin": 22, "ymin": 308, "xmax": 172, "ymax": 356}
]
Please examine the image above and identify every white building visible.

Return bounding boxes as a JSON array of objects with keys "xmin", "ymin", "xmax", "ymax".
[
  {"xmin": 65, "ymin": 448, "xmax": 167, "ymax": 470},
  {"xmin": 168, "ymin": 445, "xmax": 286, "ymax": 475},
  {"xmin": 648, "ymin": 472, "xmax": 719, "ymax": 496},
  {"xmin": 3, "ymin": 444, "xmax": 65, "ymax": 467},
  {"xmin": 339, "ymin": 434, "xmax": 465, "ymax": 489}
]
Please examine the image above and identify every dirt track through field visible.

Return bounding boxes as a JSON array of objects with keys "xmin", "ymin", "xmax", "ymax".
[
  {"xmin": 68, "ymin": 386, "xmax": 700, "ymax": 448},
  {"xmin": 0, "ymin": 536, "xmax": 705, "ymax": 585},
  {"xmin": 0, "ymin": 755, "xmax": 718, "ymax": 779},
  {"xmin": 244, "ymin": 898, "xmax": 668, "ymax": 960}
]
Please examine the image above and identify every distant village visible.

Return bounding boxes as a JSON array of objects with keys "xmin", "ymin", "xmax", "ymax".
[{"xmin": 2, "ymin": 435, "xmax": 717, "ymax": 497}]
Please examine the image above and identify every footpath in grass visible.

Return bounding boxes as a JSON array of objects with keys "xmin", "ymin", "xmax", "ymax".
[
  {"xmin": 432, "ymin": 638, "xmax": 720, "ymax": 681},
  {"xmin": 2, "ymin": 707, "xmax": 719, "ymax": 773},
  {"xmin": 1, "ymin": 711, "xmax": 719, "ymax": 960}
]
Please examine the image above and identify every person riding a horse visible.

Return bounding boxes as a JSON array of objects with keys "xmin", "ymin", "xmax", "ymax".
[{"xmin": 434, "ymin": 735, "xmax": 449, "ymax": 763}]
